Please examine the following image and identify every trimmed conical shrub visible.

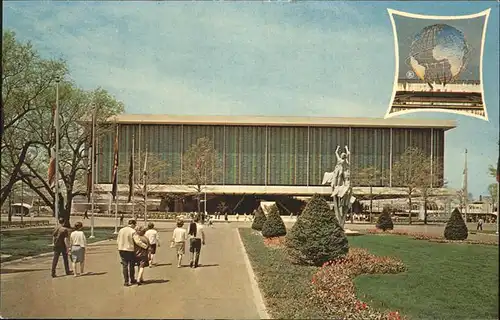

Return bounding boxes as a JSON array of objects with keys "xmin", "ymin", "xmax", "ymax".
[
  {"xmin": 376, "ymin": 206, "xmax": 394, "ymax": 231},
  {"xmin": 262, "ymin": 204, "xmax": 287, "ymax": 238},
  {"xmin": 444, "ymin": 208, "xmax": 468, "ymax": 240},
  {"xmin": 285, "ymin": 194, "xmax": 348, "ymax": 266},
  {"xmin": 251, "ymin": 205, "xmax": 267, "ymax": 231}
]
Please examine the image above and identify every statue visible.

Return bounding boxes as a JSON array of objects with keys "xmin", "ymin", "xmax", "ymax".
[{"xmin": 322, "ymin": 145, "xmax": 356, "ymax": 228}]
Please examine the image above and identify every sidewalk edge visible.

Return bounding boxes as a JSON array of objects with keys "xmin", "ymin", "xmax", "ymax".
[{"xmin": 236, "ymin": 229, "xmax": 271, "ymax": 320}]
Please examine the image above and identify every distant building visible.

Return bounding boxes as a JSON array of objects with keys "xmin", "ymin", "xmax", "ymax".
[{"xmin": 89, "ymin": 114, "xmax": 455, "ymax": 213}]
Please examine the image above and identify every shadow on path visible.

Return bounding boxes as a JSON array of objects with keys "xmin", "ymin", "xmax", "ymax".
[
  {"xmin": 141, "ymin": 279, "xmax": 169, "ymax": 285},
  {"xmin": 1, "ymin": 268, "xmax": 49, "ymax": 274},
  {"xmin": 79, "ymin": 271, "xmax": 107, "ymax": 277},
  {"xmin": 153, "ymin": 263, "xmax": 172, "ymax": 267}
]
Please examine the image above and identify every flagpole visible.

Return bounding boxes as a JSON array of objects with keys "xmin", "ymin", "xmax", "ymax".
[
  {"xmin": 114, "ymin": 124, "xmax": 119, "ymax": 234},
  {"xmin": 496, "ymin": 179, "xmax": 499, "ymax": 235},
  {"xmin": 132, "ymin": 135, "xmax": 135, "ymax": 219},
  {"xmin": 144, "ymin": 146, "xmax": 148, "ymax": 223},
  {"xmin": 464, "ymin": 149, "xmax": 468, "ymax": 224},
  {"xmin": 54, "ymin": 77, "xmax": 60, "ymax": 226},
  {"xmin": 89, "ymin": 108, "xmax": 96, "ymax": 238}
]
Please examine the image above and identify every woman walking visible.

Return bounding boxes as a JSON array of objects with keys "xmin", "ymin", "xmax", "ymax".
[
  {"xmin": 70, "ymin": 221, "xmax": 87, "ymax": 277},
  {"xmin": 188, "ymin": 216, "xmax": 205, "ymax": 268},
  {"xmin": 171, "ymin": 220, "xmax": 187, "ymax": 268},
  {"xmin": 134, "ymin": 226, "xmax": 150, "ymax": 285}
]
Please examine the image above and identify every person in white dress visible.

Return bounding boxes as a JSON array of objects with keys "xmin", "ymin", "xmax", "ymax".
[{"xmin": 70, "ymin": 221, "xmax": 87, "ymax": 277}]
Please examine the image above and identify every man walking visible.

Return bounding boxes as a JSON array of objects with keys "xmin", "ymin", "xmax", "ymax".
[
  {"xmin": 117, "ymin": 219, "xmax": 148, "ymax": 286},
  {"xmin": 51, "ymin": 218, "xmax": 73, "ymax": 278}
]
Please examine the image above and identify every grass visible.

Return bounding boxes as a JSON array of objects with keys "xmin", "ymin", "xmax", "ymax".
[
  {"xmin": 240, "ymin": 228, "xmax": 499, "ymax": 320},
  {"xmin": 239, "ymin": 228, "xmax": 329, "ymax": 319},
  {"xmin": 0, "ymin": 227, "xmax": 117, "ymax": 262},
  {"xmin": 349, "ymin": 235, "xmax": 499, "ymax": 320}
]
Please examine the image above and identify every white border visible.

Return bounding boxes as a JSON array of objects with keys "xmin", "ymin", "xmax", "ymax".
[{"xmin": 385, "ymin": 8, "xmax": 491, "ymax": 121}]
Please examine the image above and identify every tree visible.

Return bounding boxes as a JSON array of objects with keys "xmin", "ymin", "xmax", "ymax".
[
  {"xmin": 18, "ymin": 85, "xmax": 123, "ymax": 226},
  {"xmin": 261, "ymin": 204, "xmax": 287, "ymax": 238},
  {"xmin": 181, "ymin": 137, "xmax": 220, "ymax": 213},
  {"xmin": 356, "ymin": 166, "xmax": 383, "ymax": 223},
  {"xmin": 285, "ymin": 194, "xmax": 348, "ymax": 266},
  {"xmin": 392, "ymin": 147, "xmax": 431, "ymax": 225},
  {"xmin": 1, "ymin": 30, "xmax": 67, "ymax": 209},
  {"xmin": 117, "ymin": 149, "xmax": 169, "ymax": 218},
  {"xmin": 251, "ymin": 205, "xmax": 267, "ymax": 231},
  {"xmin": 444, "ymin": 208, "xmax": 468, "ymax": 240},
  {"xmin": 376, "ymin": 205, "xmax": 394, "ymax": 231}
]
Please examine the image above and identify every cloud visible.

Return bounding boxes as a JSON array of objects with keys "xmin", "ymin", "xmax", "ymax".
[{"xmin": 3, "ymin": 1, "xmax": 499, "ymax": 197}]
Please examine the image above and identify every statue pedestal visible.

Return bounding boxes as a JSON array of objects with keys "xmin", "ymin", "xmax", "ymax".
[{"xmin": 344, "ymin": 229, "xmax": 361, "ymax": 236}]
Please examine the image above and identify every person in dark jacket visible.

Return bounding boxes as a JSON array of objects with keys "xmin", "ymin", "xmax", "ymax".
[{"xmin": 51, "ymin": 218, "xmax": 73, "ymax": 277}]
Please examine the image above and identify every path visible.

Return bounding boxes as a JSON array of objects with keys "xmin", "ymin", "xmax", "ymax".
[{"xmin": 0, "ymin": 224, "xmax": 263, "ymax": 319}]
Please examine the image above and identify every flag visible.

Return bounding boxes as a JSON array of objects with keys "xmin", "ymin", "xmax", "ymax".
[
  {"xmin": 48, "ymin": 148, "xmax": 56, "ymax": 187},
  {"xmin": 496, "ymin": 153, "xmax": 499, "ymax": 183},
  {"xmin": 127, "ymin": 136, "xmax": 134, "ymax": 203},
  {"xmin": 86, "ymin": 111, "xmax": 96, "ymax": 203},
  {"xmin": 111, "ymin": 126, "xmax": 119, "ymax": 200},
  {"xmin": 143, "ymin": 149, "xmax": 148, "ymax": 195}
]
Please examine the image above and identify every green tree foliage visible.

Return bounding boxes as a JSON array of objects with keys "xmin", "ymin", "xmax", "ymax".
[
  {"xmin": 251, "ymin": 205, "xmax": 267, "ymax": 231},
  {"xmin": 376, "ymin": 206, "xmax": 394, "ymax": 231},
  {"xmin": 444, "ymin": 208, "xmax": 468, "ymax": 240},
  {"xmin": 181, "ymin": 137, "xmax": 220, "ymax": 212},
  {"xmin": 285, "ymin": 194, "xmax": 348, "ymax": 266},
  {"xmin": 1, "ymin": 30, "xmax": 124, "ymax": 225},
  {"xmin": 261, "ymin": 204, "xmax": 287, "ymax": 238}
]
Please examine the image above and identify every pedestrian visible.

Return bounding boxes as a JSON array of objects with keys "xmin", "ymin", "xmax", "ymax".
[
  {"xmin": 70, "ymin": 221, "xmax": 87, "ymax": 277},
  {"xmin": 235, "ymin": 213, "xmax": 239, "ymax": 221},
  {"xmin": 117, "ymin": 219, "xmax": 148, "ymax": 286},
  {"xmin": 224, "ymin": 212, "xmax": 228, "ymax": 222},
  {"xmin": 83, "ymin": 210, "xmax": 89, "ymax": 219},
  {"xmin": 188, "ymin": 216, "xmax": 205, "ymax": 268},
  {"xmin": 244, "ymin": 213, "xmax": 247, "ymax": 221},
  {"xmin": 120, "ymin": 213, "xmax": 124, "ymax": 226},
  {"xmin": 51, "ymin": 218, "xmax": 73, "ymax": 278},
  {"xmin": 145, "ymin": 222, "xmax": 160, "ymax": 266},
  {"xmin": 134, "ymin": 226, "xmax": 150, "ymax": 285},
  {"xmin": 477, "ymin": 218, "xmax": 484, "ymax": 231},
  {"xmin": 171, "ymin": 220, "xmax": 187, "ymax": 268}
]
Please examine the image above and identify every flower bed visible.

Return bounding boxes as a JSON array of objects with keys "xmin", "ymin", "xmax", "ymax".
[
  {"xmin": 263, "ymin": 236, "xmax": 286, "ymax": 248},
  {"xmin": 312, "ymin": 248, "xmax": 407, "ymax": 320},
  {"xmin": 365, "ymin": 229, "xmax": 498, "ymax": 246}
]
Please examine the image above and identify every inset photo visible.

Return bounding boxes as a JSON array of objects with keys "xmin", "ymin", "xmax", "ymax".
[{"xmin": 386, "ymin": 9, "xmax": 491, "ymax": 120}]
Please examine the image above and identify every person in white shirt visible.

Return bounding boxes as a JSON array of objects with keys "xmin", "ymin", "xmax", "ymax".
[
  {"xmin": 145, "ymin": 222, "xmax": 160, "ymax": 266},
  {"xmin": 117, "ymin": 219, "xmax": 148, "ymax": 286},
  {"xmin": 70, "ymin": 221, "xmax": 87, "ymax": 277},
  {"xmin": 188, "ymin": 216, "xmax": 205, "ymax": 268},
  {"xmin": 171, "ymin": 220, "xmax": 187, "ymax": 268}
]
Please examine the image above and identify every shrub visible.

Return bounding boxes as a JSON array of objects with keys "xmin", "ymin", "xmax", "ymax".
[
  {"xmin": 444, "ymin": 208, "xmax": 468, "ymax": 240},
  {"xmin": 285, "ymin": 194, "xmax": 348, "ymax": 266},
  {"xmin": 261, "ymin": 204, "xmax": 287, "ymax": 238},
  {"xmin": 251, "ymin": 205, "xmax": 267, "ymax": 231},
  {"xmin": 376, "ymin": 206, "xmax": 394, "ymax": 231}
]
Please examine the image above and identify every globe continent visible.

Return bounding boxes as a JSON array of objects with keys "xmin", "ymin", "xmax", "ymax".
[{"xmin": 408, "ymin": 24, "xmax": 468, "ymax": 84}]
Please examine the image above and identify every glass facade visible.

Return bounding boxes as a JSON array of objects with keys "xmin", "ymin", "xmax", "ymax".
[{"xmin": 96, "ymin": 124, "xmax": 446, "ymax": 187}]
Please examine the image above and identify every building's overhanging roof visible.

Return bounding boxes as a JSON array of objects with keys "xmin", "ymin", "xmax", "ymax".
[{"xmin": 100, "ymin": 114, "xmax": 456, "ymax": 130}]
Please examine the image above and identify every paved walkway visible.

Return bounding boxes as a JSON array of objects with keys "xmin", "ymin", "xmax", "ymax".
[{"xmin": 0, "ymin": 224, "xmax": 263, "ymax": 319}]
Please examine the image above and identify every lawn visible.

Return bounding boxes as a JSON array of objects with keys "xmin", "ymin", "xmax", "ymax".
[
  {"xmin": 0, "ymin": 227, "xmax": 117, "ymax": 262},
  {"xmin": 349, "ymin": 235, "xmax": 499, "ymax": 320},
  {"xmin": 240, "ymin": 228, "xmax": 499, "ymax": 320},
  {"xmin": 239, "ymin": 228, "xmax": 330, "ymax": 319}
]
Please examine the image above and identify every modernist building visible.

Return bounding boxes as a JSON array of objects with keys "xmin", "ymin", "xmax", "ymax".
[{"xmin": 93, "ymin": 114, "xmax": 455, "ymax": 213}]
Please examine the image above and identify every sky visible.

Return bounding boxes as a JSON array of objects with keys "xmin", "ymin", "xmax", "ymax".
[
  {"xmin": 3, "ymin": 1, "xmax": 499, "ymax": 198},
  {"xmin": 393, "ymin": 14, "xmax": 485, "ymax": 80}
]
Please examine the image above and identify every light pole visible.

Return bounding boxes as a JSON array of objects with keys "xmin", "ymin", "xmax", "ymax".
[
  {"xmin": 54, "ymin": 76, "xmax": 60, "ymax": 226},
  {"xmin": 496, "ymin": 180, "xmax": 499, "ymax": 235}
]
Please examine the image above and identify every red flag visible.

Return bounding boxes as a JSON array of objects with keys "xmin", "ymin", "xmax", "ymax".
[
  {"xmin": 111, "ymin": 126, "xmax": 119, "ymax": 200},
  {"xmin": 496, "ymin": 154, "xmax": 499, "ymax": 183},
  {"xmin": 48, "ymin": 148, "xmax": 56, "ymax": 187}
]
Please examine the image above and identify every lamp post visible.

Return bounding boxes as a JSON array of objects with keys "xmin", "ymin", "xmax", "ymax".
[{"xmin": 89, "ymin": 108, "xmax": 96, "ymax": 239}]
